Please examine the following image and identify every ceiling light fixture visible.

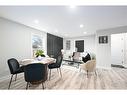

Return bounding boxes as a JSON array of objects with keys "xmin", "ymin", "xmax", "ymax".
[
  {"xmin": 80, "ymin": 24, "xmax": 84, "ymax": 28},
  {"xmin": 83, "ymin": 32, "xmax": 87, "ymax": 34},
  {"xmin": 55, "ymin": 29, "xmax": 58, "ymax": 33},
  {"xmin": 34, "ymin": 19, "xmax": 39, "ymax": 24}
]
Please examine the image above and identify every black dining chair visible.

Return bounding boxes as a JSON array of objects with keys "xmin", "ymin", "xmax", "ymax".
[
  {"xmin": 24, "ymin": 63, "xmax": 47, "ymax": 89},
  {"xmin": 48, "ymin": 55, "xmax": 63, "ymax": 80},
  {"xmin": 7, "ymin": 58, "xmax": 24, "ymax": 89}
]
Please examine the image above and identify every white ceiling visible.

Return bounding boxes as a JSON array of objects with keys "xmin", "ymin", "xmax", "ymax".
[{"xmin": 0, "ymin": 6, "xmax": 127, "ymax": 38}]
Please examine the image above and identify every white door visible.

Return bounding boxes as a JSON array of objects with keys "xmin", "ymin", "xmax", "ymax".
[{"xmin": 111, "ymin": 33, "xmax": 124, "ymax": 65}]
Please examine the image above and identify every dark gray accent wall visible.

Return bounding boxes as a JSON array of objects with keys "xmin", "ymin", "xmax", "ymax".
[{"xmin": 47, "ymin": 33, "xmax": 63, "ymax": 58}]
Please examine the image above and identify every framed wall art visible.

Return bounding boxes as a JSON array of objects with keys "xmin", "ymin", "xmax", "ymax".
[
  {"xmin": 66, "ymin": 40, "xmax": 71, "ymax": 50},
  {"xmin": 99, "ymin": 36, "xmax": 108, "ymax": 44}
]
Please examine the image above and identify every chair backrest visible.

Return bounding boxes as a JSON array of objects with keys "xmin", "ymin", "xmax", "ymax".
[
  {"xmin": 56, "ymin": 55, "xmax": 63, "ymax": 67},
  {"xmin": 24, "ymin": 64, "xmax": 47, "ymax": 82},
  {"xmin": 85, "ymin": 60, "xmax": 96, "ymax": 72},
  {"xmin": 81, "ymin": 60, "xmax": 96, "ymax": 72},
  {"xmin": 7, "ymin": 58, "xmax": 20, "ymax": 74},
  {"xmin": 82, "ymin": 53, "xmax": 91, "ymax": 63},
  {"xmin": 72, "ymin": 52, "xmax": 80, "ymax": 61}
]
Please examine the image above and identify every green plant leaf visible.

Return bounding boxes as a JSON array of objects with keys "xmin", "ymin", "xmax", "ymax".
[{"xmin": 35, "ymin": 50, "xmax": 44, "ymax": 57}]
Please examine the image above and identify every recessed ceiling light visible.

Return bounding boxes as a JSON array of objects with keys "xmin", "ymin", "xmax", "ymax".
[
  {"xmin": 34, "ymin": 19, "xmax": 39, "ymax": 24},
  {"xmin": 83, "ymin": 32, "xmax": 87, "ymax": 34},
  {"xmin": 70, "ymin": 5, "xmax": 76, "ymax": 9},
  {"xmin": 55, "ymin": 29, "xmax": 58, "ymax": 33},
  {"xmin": 80, "ymin": 24, "xmax": 84, "ymax": 28}
]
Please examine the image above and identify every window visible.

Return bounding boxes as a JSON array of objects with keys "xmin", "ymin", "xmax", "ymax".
[
  {"xmin": 32, "ymin": 35, "xmax": 42, "ymax": 49},
  {"xmin": 32, "ymin": 34, "xmax": 43, "ymax": 57}
]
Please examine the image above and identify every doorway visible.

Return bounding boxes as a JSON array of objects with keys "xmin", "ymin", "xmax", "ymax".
[{"xmin": 111, "ymin": 33, "xmax": 127, "ymax": 67}]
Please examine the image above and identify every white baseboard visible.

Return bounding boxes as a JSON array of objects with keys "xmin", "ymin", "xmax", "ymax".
[
  {"xmin": 96, "ymin": 66, "xmax": 111, "ymax": 70},
  {"xmin": 123, "ymin": 64, "xmax": 127, "ymax": 68}
]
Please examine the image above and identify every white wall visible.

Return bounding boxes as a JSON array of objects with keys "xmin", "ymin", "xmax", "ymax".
[
  {"xmin": 96, "ymin": 32, "xmax": 111, "ymax": 69},
  {"xmin": 63, "ymin": 35, "xmax": 95, "ymax": 55},
  {"xmin": 96, "ymin": 26, "xmax": 127, "ymax": 69},
  {"xmin": 0, "ymin": 18, "xmax": 47, "ymax": 78}
]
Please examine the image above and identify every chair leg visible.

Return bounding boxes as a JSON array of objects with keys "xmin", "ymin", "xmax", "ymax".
[
  {"xmin": 15, "ymin": 74, "xmax": 17, "ymax": 81},
  {"xmin": 78, "ymin": 63, "xmax": 80, "ymax": 68},
  {"xmin": 79, "ymin": 68, "xmax": 81, "ymax": 72},
  {"xmin": 26, "ymin": 82, "xmax": 29, "ymax": 89},
  {"xmin": 59, "ymin": 68, "xmax": 62, "ymax": 78},
  {"xmin": 47, "ymin": 68, "xmax": 49, "ymax": 75},
  {"xmin": 57, "ymin": 68, "xmax": 59, "ymax": 74},
  {"xmin": 95, "ymin": 70, "xmax": 97, "ymax": 76},
  {"xmin": 87, "ymin": 70, "xmax": 88, "ymax": 78},
  {"xmin": 8, "ymin": 74, "xmax": 13, "ymax": 89},
  {"xmin": 42, "ymin": 83, "xmax": 44, "ymax": 89},
  {"xmin": 49, "ymin": 69, "xmax": 51, "ymax": 80}
]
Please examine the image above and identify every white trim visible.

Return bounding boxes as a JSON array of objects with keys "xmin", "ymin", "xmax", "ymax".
[{"xmin": 96, "ymin": 66, "xmax": 111, "ymax": 70}]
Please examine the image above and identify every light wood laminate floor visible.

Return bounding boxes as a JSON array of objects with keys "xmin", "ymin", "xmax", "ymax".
[{"xmin": 0, "ymin": 65, "xmax": 127, "ymax": 90}]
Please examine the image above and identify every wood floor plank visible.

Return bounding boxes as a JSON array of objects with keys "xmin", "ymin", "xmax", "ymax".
[{"xmin": 0, "ymin": 65, "xmax": 127, "ymax": 90}]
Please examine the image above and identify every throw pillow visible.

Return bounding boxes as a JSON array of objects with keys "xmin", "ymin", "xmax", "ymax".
[{"xmin": 82, "ymin": 53, "xmax": 91, "ymax": 63}]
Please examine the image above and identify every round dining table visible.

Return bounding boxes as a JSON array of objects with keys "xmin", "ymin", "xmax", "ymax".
[
  {"xmin": 19, "ymin": 57, "xmax": 56, "ymax": 84},
  {"xmin": 19, "ymin": 57, "xmax": 56, "ymax": 65}
]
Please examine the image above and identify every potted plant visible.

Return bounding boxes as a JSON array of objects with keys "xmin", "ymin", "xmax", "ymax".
[{"xmin": 35, "ymin": 50, "xmax": 45, "ymax": 57}]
